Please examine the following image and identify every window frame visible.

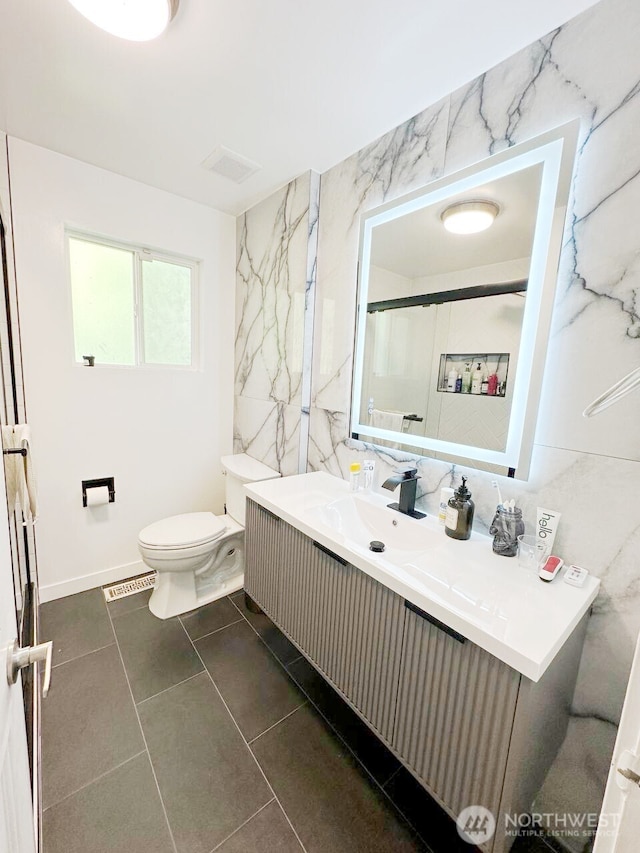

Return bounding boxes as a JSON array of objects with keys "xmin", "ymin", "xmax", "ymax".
[{"xmin": 66, "ymin": 230, "xmax": 200, "ymax": 370}]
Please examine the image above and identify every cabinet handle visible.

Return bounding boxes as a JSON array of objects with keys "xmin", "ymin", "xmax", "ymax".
[
  {"xmin": 404, "ymin": 600, "xmax": 466, "ymax": 644},
  {"xmin": 258, "ymin": 504, "xmax": 281, "ymax": 523},
  {"xmin": 313, "ymin": 541, "xmax": 348, "ymax": 566}
]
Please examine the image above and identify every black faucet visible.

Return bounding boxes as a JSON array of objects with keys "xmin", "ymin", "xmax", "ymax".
[{"xmin": 381, "ymin": 465, "xmax": 426, "ymax": 519}]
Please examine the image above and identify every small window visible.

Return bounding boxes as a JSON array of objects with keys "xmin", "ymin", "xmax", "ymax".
[{"xmin": 68, "ymin": 233, "xmax": 197, "ymax": 367}]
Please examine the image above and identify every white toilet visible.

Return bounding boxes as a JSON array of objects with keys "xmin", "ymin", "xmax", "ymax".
[{"xmin": 138, "ymin": 453, "xmax": 280, "ymax": 619}]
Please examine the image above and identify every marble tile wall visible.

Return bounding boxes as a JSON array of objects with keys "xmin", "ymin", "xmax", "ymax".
[
  {"xmin": 236, "ymin": 0, "xmax": 640, "ymax": 845},
  {"xmin": 234, "ymin": 171, "xmax": 319, "ymax": 475}
]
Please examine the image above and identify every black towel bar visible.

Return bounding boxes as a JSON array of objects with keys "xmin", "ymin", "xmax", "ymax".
[{"xmin": 3, "ymin": 447, "xmax": 27, "ymax": 456}]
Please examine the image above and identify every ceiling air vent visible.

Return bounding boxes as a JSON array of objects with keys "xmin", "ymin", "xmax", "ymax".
[{"xmin": 201, "ymin": 145, "xmax": 261, "ymax": 184}]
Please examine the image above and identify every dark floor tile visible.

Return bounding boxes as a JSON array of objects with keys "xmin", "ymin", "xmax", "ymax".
[
  {"xmin": 43, "ymin": 753, "xmax": 173, "ymax": 853},
  {"xmin": 231, "ymin": 591, "xmax": 301, "ymax": 665},
  {"xmin": 196, "ymin": 620, "xmax": 303, "ymax": 741},
  {"xmin": 42, "ymin": 645, "xmax": 144, "ymax": 810},
  {"xmin": 139, "ymin": 672, "xmax": 271, "ymax": 853},
  {"xmin": 106, "ymin": 587, "xmax": 153, "ymax": 617},
  {"xmin": 511, "ymin": 834, "xmax": 561, "ymax": 852},
  {"xmin": 252, "ymin": 704, "xmax": 426, "ymax": 853},
  {"xmin": 112, "ymin": 606, "xmax": 203, "ymax": 702},
  {"xmin": 384, "ymin": 766, "xmax": 474, "ymax": 853},
  {"xmin": 287, "ymin": 655, "xmax": 401, "ymax": 786},
  {"xmin": 180, "ymin": 596, "xmax": 242, "ymax": 640},
  {"xmin": 40, "ymin": 589, "xmax": 114, "ymax": 666},
  {"xmin": 216, "ymin": 800, "xmax": 302, "ymax": 853}
]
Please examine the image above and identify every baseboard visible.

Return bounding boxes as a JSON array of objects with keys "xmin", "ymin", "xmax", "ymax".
[{"xmin": 39, "ymin": 560, "xmax": 147, "ymax": 602}]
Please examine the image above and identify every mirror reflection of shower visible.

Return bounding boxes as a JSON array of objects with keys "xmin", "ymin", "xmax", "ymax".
[{"xmin": 359, "ymin": 164, "xmax": 540, "ymax": 455}]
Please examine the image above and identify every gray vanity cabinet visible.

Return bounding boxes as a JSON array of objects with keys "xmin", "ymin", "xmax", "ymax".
[
  {"xmin": 244, "ymin": 498, "xmax": 588, "ymax": 853},
  {"xmin": 392, "ymin": 602, "xmax": 520, "ymax": 827},
  {"xmin": 244, "ymin": 500, "xmax": 283, "ymax": 621},
  {"xmin": 245, "ymin": 499, "xmax": 404, "ymax": 742}
]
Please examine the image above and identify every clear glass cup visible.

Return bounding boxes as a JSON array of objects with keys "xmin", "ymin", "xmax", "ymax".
[{"xmin": 517, "ymin": 534, "xmax": 549, "ymax": 572}]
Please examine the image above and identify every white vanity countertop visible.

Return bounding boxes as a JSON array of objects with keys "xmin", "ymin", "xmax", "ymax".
[{"xmin": 245, "ymin": 471, "xmax": 600, "ymax": 682}]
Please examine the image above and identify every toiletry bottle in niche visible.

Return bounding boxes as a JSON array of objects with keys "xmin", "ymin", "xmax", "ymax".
[
  {"xmin": 447, "ymin": 367, "xmax": 457, "ymax": 392},
  {"xmin": 455, "ymin": 373, "xmax": 462, "ymax": 393},
  {"xmin": 445, "ymin": 477, "xmax": 475, "ymax": 540},
  {"xmin": 462, "ymin": 363, "xmax": 472, "ymax": 393},
  {"xmin": 487, "ymin": 372, "xmax": 498, "ymax": 396},
  {"xmin": 471, "ymin": 362, "xmax": 482, "ymax": 394},
  {"xmin": 349, "ymin": 462, "xmax": 361, "ymax": 491},
  {"xmin": 481, "ymin": 374, "xmax": 489, "ymax": 394}
]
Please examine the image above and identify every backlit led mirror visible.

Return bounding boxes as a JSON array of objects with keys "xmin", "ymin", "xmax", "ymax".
[{"xmin": 351, "ymin": 123, "xmax": 578, "ymax": 478}]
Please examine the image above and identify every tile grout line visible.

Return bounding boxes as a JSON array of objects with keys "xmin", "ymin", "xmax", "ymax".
[
  {"xmin": 288, "ymin": 674, "xmax": 435, "ymax": 851},
  {"xmin": 247, "ymin": 701, "xmax": 309, "ymax": 745},
  {"xmin": 227, "ymin": 593, "xmax": 435, "ymax": 851},
  {"xmin": 177, "ymin": 615, "xmax": 245, "ymax": 644},
  {"xmin": 107, "ymin": 586, "xmax": 153, "ymax": 619},
  {"xmin": 381, "ymin": 764, "xmax": 402, "ymax": 790},
  {"xmin": 207, "ymin": 797, "xmax": 276, "ymax": 853},
  {"xmin": 51, "ymin": 640, "xmax": 117, "ymax": 670},
  {"xmin": 135, "ymin": 671, "xmax": 204, "ymax": 707},
  {"xmin": 178, "ymin": 615, "xmax": 308, "ymax": 853},
  {"xmin": 228, "ymin": 593, "xmax": 302, "ymax": 669},
  {"xmin": 539, "ymin": 832, "xmax": 564, "ymax": 853},
  {"xmin": 104, "ymin": 601, "xmax": 180, "ymax": 853},
  {"xmin": 42, "ymin": 750, "xmax": 147, "ymax": 813}
]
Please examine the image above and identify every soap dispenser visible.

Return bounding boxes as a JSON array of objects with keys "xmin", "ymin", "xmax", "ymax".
[{"xmin": 445, "ymin": 477, "xmax": 475, "ymax": 540}]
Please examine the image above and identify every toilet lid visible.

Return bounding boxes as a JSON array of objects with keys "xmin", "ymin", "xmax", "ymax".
[{"xmin": 138, "ymin": 512, "xmax": 227, "ymax": 549}]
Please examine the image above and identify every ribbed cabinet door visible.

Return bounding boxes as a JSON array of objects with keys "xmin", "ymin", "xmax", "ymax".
[
  {"xmin": 244, "ymin": 499, "xmax": 282, "ymax": 621},
  {"xmin": 279, "ymin": 524, "xmax": 404, "ymax": 743},
  {"xmin": 393, "ymin": 606, "xmax": 521, "ymax": 823},
  {"xmin": 326, "ymin": 568, "xmax": 405, "ymax": 743},
  {"xmin": 278, "ymin": 525, "xmax": 328, "ymax": 659}
]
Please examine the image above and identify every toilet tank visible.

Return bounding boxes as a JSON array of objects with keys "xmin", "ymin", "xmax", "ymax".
[{"xmin": 221, "ymin": 454, "xmax": 281, "ymax": 525}]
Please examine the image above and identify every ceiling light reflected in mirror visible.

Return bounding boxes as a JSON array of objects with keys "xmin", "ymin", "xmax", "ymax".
[{"xmin": 441, "ymin": 200, "xmax": 500, "ymax": 234}]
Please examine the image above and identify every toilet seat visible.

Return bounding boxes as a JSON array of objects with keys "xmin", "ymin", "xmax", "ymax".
[{"xmin": 138, "ymin": 512, "xmax": 227, "ymax": 551}]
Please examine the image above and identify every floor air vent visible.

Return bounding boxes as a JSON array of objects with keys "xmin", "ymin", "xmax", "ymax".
[{"xmin": 103, "ymin": 573, "xmax": 156, "ymax": 603}]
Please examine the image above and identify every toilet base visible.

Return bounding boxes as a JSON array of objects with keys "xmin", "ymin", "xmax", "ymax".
[{"xmin": 149, "ymin": 569, "xmax": 244, "ymax": 619}]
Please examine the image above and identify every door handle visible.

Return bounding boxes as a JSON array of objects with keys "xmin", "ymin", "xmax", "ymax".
[
  {"xmin": 617, "ymin": 766, "xmax": 640, "ymax": 786},
  {"xmin": 6, "ymin": 638, "xmax": 53, "ymax": 698}
]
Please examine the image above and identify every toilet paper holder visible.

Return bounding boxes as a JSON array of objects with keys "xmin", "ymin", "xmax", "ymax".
[{"xmin": 82, "ymin": 477, "xmax": 115, "ymax": 507}]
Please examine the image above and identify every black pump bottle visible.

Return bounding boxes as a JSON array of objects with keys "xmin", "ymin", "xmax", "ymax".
[{"xmin": 444, "ymin": 477, "xmax": 475, "ymax": 540}]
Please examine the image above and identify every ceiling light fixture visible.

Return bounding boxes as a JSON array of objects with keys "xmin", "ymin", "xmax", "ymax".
[
  {"xmin": 441, "ymin": 200, "xmax": 500, "ymax": 235},
  {"xmin": 67, "ymin": 0, "xmax": 179, "ymax": 42}
]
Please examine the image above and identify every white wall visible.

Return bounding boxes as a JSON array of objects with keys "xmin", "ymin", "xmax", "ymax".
[{"xmin": 8, "ymin": 139, "xmax": 235, "ymax": 601}]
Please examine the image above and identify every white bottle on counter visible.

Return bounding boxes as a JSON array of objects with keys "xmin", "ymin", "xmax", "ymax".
[
  {"xmin": 438, "ymin": 487, "xmax": 455, "ymax": 525},
  {"xmin": 349, "ymin": 462, "xmax": 361, "ymax": 491}
]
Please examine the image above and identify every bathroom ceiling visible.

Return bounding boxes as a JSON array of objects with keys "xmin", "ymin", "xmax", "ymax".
[{"xmin": 0, "ymin": 0, "xmax": 598, "ymax": 216}]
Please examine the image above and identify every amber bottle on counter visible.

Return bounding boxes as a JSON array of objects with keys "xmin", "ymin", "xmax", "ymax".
[{"xmin": 445, "ymin": 477, "xmax": 475, "ymax": 540}]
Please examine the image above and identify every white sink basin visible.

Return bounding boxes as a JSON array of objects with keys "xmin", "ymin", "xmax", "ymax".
[
  {"xmin": 309, "ymin": 493, "xmax": 442, "ymax": 554},
  {"xmin": 244, "ymin": 470, "xmax": 601, "ymax": 681}
]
